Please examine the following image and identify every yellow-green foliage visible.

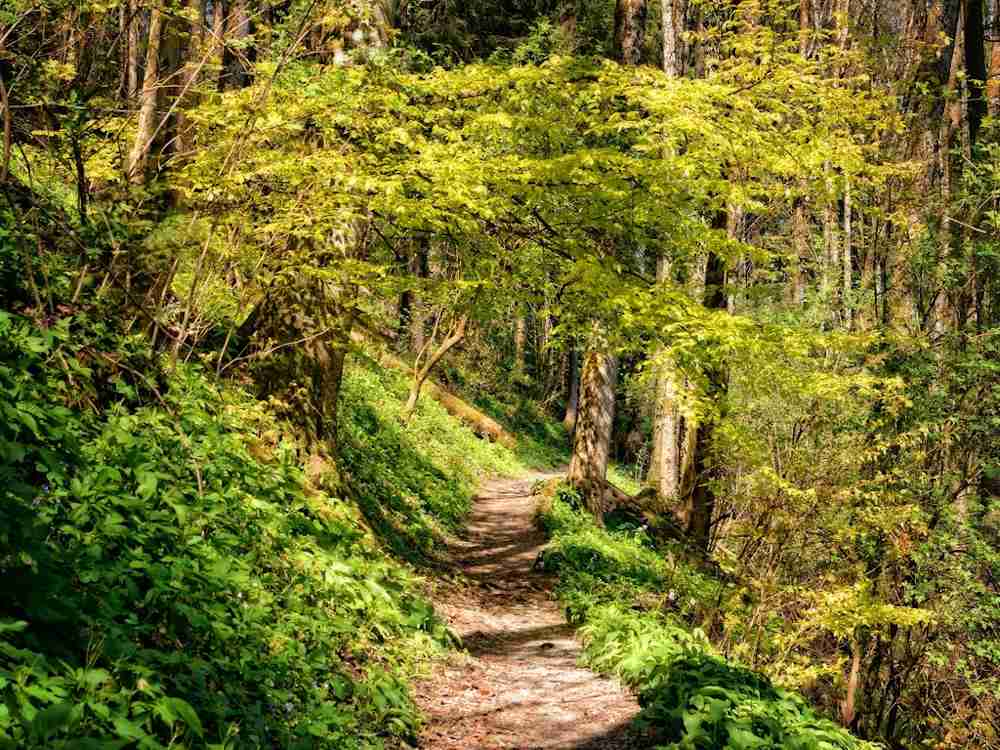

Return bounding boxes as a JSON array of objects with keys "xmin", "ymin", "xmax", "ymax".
[{"xmin": 537, "ymin": 488, "xmax": 881, "ymax": 750}]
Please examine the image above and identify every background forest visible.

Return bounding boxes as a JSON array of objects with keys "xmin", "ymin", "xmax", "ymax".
[{"xmin": 1, "ymin": 0, "xmax": 998, "ymax": 748}]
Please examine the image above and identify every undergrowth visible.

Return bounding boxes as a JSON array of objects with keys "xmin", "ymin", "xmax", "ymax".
[
  {"xmin": 0, "ymin": 311, "xmax": 518, "ymax": 749},
  {"xmin": 537, "ymin": 485, "xmax": 881, "ymax": 750},
  {"xmin": 339, "ymin": 357, "xmax": 522, "ymax": 561},
  {"xmin": 470, "ymin": 391, "xmax": 570, "ymax": 468}
]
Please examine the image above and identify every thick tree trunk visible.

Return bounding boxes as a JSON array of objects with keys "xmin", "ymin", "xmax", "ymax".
[
  {"xmin": 313, "ymin": 341, "xmax": 348, "ymax": 457},
  {"xmin": 799, "ymin": 0, "xmax": 811, "ymax": 57},
  {"xmin": 685, "ymin": 415, "xmax": 716, "ymax": 547},
  {"xmin": 568, "ymin": 350, "xmax": 618, "ymax": 520},
  {"xmin": 965, "ymin": 0, "xmax": 987, "ymax": 145},
  {"xmin": 221, "ymin": 0, "xmax": 250, "ymax": 90},
  {"xmin": 693, "ymin": 4, "xmax": 705, "ymax": 77},
  {"xmin": 127, "ymin": 6, "xmax": 164, "ymax": 182},
  {"xmin": 614, "ymin": 0, "xmax": 648, "ymax": 66},
  {"xmin": 647, "ymin": 255, "xmax": 682, "ymax": 502},
  {"xmin": 647, "ymin": 363, "xmax": 681, "ymax": 501},
  {"xmin": 563, "ymin": 348, "xmax": 580, "ymax": 434},
  {"xmin": 682, "ymin": 251, "xmax": 727, "ymax": 550},
  {"xmin": 211, "ymin": 0, "xmax": 227, "ymax": 76}
]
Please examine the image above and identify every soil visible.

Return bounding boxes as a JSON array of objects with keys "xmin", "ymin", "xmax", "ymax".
[{"xmin": 413, "ymin": 473, "xmax": 649, "ymax": 750}]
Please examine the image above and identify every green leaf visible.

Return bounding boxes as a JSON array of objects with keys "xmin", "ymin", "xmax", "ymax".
[
  {"xmin": 161, "ymin": 697, "xmax": 203, "ymax": 738},
  {"xmin": 30, "ymin": 701, "xmax": 75, "ymax": 740}
]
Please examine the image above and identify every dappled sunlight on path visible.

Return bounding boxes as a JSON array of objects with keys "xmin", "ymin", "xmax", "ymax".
[{"xmin": 413, "ymin": 474, "xmax": 648, "ymax": 750}]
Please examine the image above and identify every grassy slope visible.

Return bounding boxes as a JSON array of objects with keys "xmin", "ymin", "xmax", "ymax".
[
  {"xmin": 0, "ymin": 314, "xmax": 534, "ymax": 750},
  {"xmin": 537, "ymin": 486, "xmax": 880, "ymax": 750}
]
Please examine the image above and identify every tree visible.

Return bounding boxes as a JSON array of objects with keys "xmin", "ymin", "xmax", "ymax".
[
  {"xmin": 661, "ymin": 0, "xmax": 683, "ymax": 76},
  {"xmin": 567, "ymin": 349, "xmax": 618, "ymax": 518},
  {"xmin": 127, "ymin": 5, "xmax": 164, "ymax": 182},
  {"xmin": 614, "ymin": 0, "xmax": 648, "ymax": 65}
]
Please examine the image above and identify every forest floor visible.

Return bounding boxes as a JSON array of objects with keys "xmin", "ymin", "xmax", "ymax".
[{"xmin": 413, "ymin": 473, "xmax": 649, "ymax": 750}]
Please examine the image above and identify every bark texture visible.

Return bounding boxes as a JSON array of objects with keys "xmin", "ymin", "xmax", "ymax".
[
  {"xmin": 567, "ymin": 350, "xmax": 617, "ymax": 519},
  {"xmin": 647, "ymin": 255, "xmax": 682, "ymax": 503},
  {"xmin": 661, "ymin": 0, "xmax": 682, "ymax": 76},
  {"xmin": 127, "ymin": 6, "xmax": 164, "ymax": 182},
  {"xmin": 678, "ymin": 228, "xmax": 729, "ymax": 551},
  {"xmin": 614, "ymin": 0, "xmax": 648, "ymax": 66}
]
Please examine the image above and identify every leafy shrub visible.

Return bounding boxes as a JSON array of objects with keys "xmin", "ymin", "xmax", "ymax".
[
  {"xmin": 0, "ymin": 313, "xmax": 486, "ymax": 748},
  {"xmin": 537, "ymin": 492, "xmax": 880, "ymax": 750}
]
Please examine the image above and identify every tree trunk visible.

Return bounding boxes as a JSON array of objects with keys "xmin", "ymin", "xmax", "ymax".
[
  {"xmin": 514, "ymin": 315, "xmax": 527, "ymax": 378},
  {"xmin": 126, "ymin": 0, "xmax": 140, "ymax": 98},
  {"xmin": 989, "ymin": 0, "xmax": 1000, "ymax": 115},
  {"xmin": 127, "ymin": 6, "xmax": 164, "ymax": 183},
  {"xmin": 567, "ymin": 350, "xmax": 618, "ymax": 520},
  {"xmin": 824, "ymin": 164, "xmax": 838, "ymax": 294},
  {"xmin": 221, "ymin": 0, "xmax": 250, "ymax": 90},
  {"xmin": 175, "ymin": 0, "xmax": 205, "ymax": 157},
  {"xmin": 681, "ymin": 249, "xmax": 727, "ymax": 550},
  {"xmin": 614, "ymin": 0, "xmax": 648, "ymax": 65},
  {"xmin": 965, "ymin": 0, "xmax": 987, "ymax": 145},
  {"xmin": 661, "ymin": 0, "xmax": 680, "ymax": 76},
  {"xmin": 402, "ymin": 314, "xmax": 468, "ymax": 421},
  {"xmin": 840, "ymin": 633, "xmax": 862, "ymax": 728},
  {"xmin": 647, "ymin": 254, "xmax": 682, "ymax": 503},
  {"xmin": 211, "ymin": 0, "xmax": 227, "ymax": 78},
  {"xmin": 799, "ymin": 0, "xmax": 811, "ymax": 57},
  {"xmin": 647, "ymin": 363, "xmax": 681, "ymax": 501},
  {"xmin": 843, "ymin": 176, "xmax": 853, "ymax": 327},
  {"xmin": 563, "ymin": 348, "xmax": 580, "ymax": 434},
  {"xmin": 313, "ymin": 340, "xmax": 348, "ymax": 457},
  {"xmin": 791, "ymin": 193, "xmax": 808, "ymax": 306},
  {"xmin": 693, "ymin": 4, "xmax": 705, "ymax": 77}
]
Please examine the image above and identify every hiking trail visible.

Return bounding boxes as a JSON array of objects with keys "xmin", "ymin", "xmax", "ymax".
[{"xmin": 413, "ymin": 473, "xmax": 647, "ymax": 750}]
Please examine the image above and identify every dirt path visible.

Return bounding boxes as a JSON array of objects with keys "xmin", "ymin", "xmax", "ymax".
[{"xmin": 413, "ymin": 473, "xmax": 647, "ymax": 750}]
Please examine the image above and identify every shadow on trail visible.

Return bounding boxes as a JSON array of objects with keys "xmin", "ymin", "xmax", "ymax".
[{"xmin": 415, "ymin": 474, "xmax": 651, "ymax": 749}]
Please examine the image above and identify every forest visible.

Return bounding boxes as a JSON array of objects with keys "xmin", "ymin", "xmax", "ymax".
[{"xmin": 1, "ymin": 0, "xmax": 998, "ymax": 748}]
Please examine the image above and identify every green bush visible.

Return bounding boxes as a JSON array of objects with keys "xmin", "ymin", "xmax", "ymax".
[
  {"xmin": 0, "ymin": 313, "xmax": 497, "ymax": 749},
  {"xmin": 537, "ymin": 490, "xmax": 881, "ymax": 750}
]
